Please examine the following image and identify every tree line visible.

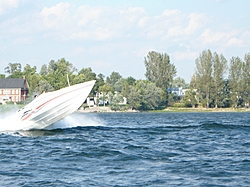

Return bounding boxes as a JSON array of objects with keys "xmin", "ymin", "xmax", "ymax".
[
  {"xmin": 189, "ymin": 49, "xmax": 250, "ymax": 109},
  {"xmin": 1, "ymin": 50, "xmax": 250, "ymax": 110}
]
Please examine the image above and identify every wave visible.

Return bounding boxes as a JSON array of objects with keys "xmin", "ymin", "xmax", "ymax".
[
  {"xmin": 0, "ymin": 111, "xmax": 105, "ymax": 133},
  {"xmin": 0, "ymin": 109, "xmax": 26, "ymax": 131},
  {"xmin": 45, "ymin": 113, "xmax": 105, "ymax": 130}
]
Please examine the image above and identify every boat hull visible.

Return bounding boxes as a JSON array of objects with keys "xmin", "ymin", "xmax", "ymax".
[{"xmin": 16, "ymin": 80, "xmax": 96, "ymax": 129}]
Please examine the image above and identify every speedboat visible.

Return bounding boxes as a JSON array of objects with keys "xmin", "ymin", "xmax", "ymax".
[{"xmin": 15, "ymin": 80, "xmax": 96, "ymax": 130}]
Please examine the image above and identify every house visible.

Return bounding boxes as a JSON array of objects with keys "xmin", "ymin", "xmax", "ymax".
[
  {"xmin": 168, "ymin": 87, "xmax": 186, "ymax": 97},
  {"xmin": 168, "ymin": 87, "xmax": 198, "ymax": 98},
  {"xmin": 86, "ymin": 97, "xmax": 95, "ymax": 107},
  {"xmin": 85, "ymin": 91, "xmax": 128, "ymax": 107},
  {"xmin": 0, "ymin": 76, "xmax": 29, "ymax": 104}
]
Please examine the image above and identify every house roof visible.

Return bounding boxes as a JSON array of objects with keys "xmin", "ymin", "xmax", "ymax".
[{"xmin": 0, "ymin": 78, "xmax": 29, "ymax": 89}]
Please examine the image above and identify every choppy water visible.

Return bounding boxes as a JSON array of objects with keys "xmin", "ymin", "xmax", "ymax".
[{"xmin": 0, "ymin": 112, "xmax": 250, "ymax": 186}]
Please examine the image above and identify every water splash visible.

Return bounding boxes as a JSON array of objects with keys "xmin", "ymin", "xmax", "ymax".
[
  {"xmin": 45, "ymin": 113, "xmax": 105, "ymax": 130},
  {"xmin": 0, "ymin": 107, "xmax": 104, "ymax": 132},
  {"xmin": 0, "ymin": 106, "xmax": 26, "ymax": 131}
]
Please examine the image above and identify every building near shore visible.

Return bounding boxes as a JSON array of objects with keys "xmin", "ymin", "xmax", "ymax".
[{"xmin": 0, "ymin": 76, "xmax": 29, "ymax": 104}]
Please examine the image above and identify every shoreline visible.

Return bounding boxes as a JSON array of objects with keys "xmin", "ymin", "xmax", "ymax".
[
  {"xmin": 1, "ymin": 105, "xmax": 250, "ymax": 113},
  {"xmin": 162, "ymin": 107, "xmax": 250, "ymax": 113},
  {"xmin": 78, "ymin": 106, "xmax": 250, "ymax": 113}
]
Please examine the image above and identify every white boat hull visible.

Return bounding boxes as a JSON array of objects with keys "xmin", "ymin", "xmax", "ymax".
[{"xmin": 16, "ymin": 80, "xmax": 96, "ymax": 130}]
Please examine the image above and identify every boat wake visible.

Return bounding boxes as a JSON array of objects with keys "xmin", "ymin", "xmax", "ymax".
[
  {"xmin": 45, "ymin": 113, "xmax": 105, "ymax": 130},
  {"xmin": 0, "ymin": 112, "xmax": 104, "ymax": 132}
]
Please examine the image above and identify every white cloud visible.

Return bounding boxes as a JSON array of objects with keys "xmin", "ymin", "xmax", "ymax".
[
  {"xmin": 13, "ymin": 36, "xmax": 33, "ymax": 45},
  {"xmin": 69, "ymin": 5, "xmax": 117, "ymax": 40},
  {"xmin": 40, "ymin": 2, "xmax": 71, "ymax": 29},
  {"xmin": 173, "ymin": 50, "xmax": 198, "ymax": 61},
  {"xmin": 70, "ymin": 46, "xmax": 85, "ymax": 56},
  {"xmin": 120, "ymin": 7, "xmax": 147, "ymax": 24},
  {"xmin": 149, "ymin": 9, "xmax": 184, "ymax": 38},
  {"xmin": 199, "ymin": 28, "xmax": 245, "ymax": 48},
  {"xmin": 242, "ymin": 31, "xmax": 250, "ymax": 44},
  {"xmin": 1, "ymin": 1, "xmax": 250, "ymax": 81},
  {"xmin": 34, "ymin": 4, "xmax": 209, "ymax": 43},
  {"xmin": 92, "ymin": 60, "xmax": 111, "ymax": 69},
  {"xmin": 138, "ymin": 16, "xmax": 148, "ymax": 27},
  {"xmin": 76, "ymin": 5, "xmax": 105, "ymax": 26},
  {"xmin": 72, "ymin": 5, "xmax": 147, "ymax": 40},
  {"xmin": 138, "ymin": 9, "xmax": 208, "ymax": 41},
  {"xmin": 70, "ymin": 32, "xmax": 88, "ymax": 40},
  {"xmin": 226, "ymin": 37, "xmax": 242, "ymax": 47},
  {"xmin": 0, "ymin": 0, "xmax": 20, "ymax": 15},
  {"xmin": 169, "ymin": 12, "xmax": 208, "ymax": 37},
  {"xmin": 200, "ymin": 28, "xmax": 225, "ymax": 44},
  {"xmin": 185, "ymin": 13, "xmax": 208, "ymax": 35},
  {"xmin": 171, "ymin": 43, "xmax": 198, "ymax": 61}
]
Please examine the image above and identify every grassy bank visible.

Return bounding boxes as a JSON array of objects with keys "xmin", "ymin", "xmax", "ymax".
[
  {"xmin": 82, "ymin": 106, "xmax": 250, "ymax": 113},
  {"xmin": 161, "ymin": 107, "xmax": 250, "ymax": 113}
]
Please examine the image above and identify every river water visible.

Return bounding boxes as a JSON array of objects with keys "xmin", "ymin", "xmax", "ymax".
[{"xmin": 0, "ymin": 112, "xmax": 250, "ymax": 186}]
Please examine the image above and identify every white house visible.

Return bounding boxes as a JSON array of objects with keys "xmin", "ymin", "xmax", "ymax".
[{"xmin": 168, "ymin": 87, "xmax": 185, "ymax": 97}]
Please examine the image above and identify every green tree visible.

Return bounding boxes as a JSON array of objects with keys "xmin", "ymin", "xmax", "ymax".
[
  {"xmin": 98, "ymin": 83, "xmax": 112, "ymax": 106},
  {"xmin": 27, "ymin": 74, "xmax": 41, "ymax": 94},
  {"xmin": 242, "ymin": 53, "xmax": 250, "ymax": 107},
  {"xmin": 94, "ymin": 74, "xmax": 105, "ymax": 101},
  {"xmin": 34, "ymin": 80, "xmax": 54, "ymax": 94},
  {"xmin": 228, "ymin": 56, "xmax": 244, "ymax": 108},
  {"xmin": 183, "ymin": 89, "xmax": 198, "ymax": 108},
  {"xmin": 72, "ymin": 74, "xmax": 86, "ymax": 85},
  {"xmin": 78, "ymin": 67, "xmax": 96, "ymax": 81},
  {"xmin": 0, "ymin": 74, "xmax": 5, "ymax": 79},
  {"xmin": 195, "ymin": 49, "xmax": 213, "ymax": 108},
  {"xmin": 113, "ymin": 77, "xmax": 136, "ymax": 93},
  {"xmin": 78, "ymin": 67, "xmax": 97, "ymax": 94},
  {"xmin": 121, "ymin": 81, "xmax": 130, "ymax": 99},
  {"xmin": 114, "ymin": 78, "xmax": 125, "ymax": 92},
  {"xmin": 221, "ymin": 79, "xmax": 231, "ymax": 108},
  {"xmin": 144, "ymin": 51, "xmax": 176, "ymax": 106},
  {"xmin": 172, "ymin": 77, "xmax": 189, "ymax": 88},
  {"xmin": 46, "ymin": 58, "xmax": 77, "ymax": 90},
  {"xmin": 106, "ymin": 71, "xmax": 122, "ymax": 87},
  {"xmin": 4, "ymin": 63, "xmax": 21, "ymax": 74},
  {"xmin": 121, "ymin": 76, "xmax": 136, "ymax": 99},
  {"xmin": 23, "ymin": 64, "xmax": 37, "ymax": 77},
  {"xmin": 126, "ymin": 76, "xmax": 136, "ymax": 85},
  {"xmin": 190, "ymin": 74, "xmax": 197, "ymax": 89},
  {"xmin": 212, "ymin": 52, "xmax": 228, "ymax": 108},
  {"xmin": 22, "ymin": 64, "xmax": 40, "ymax": 94},
  {"xmin": 109, "ymin": 92, "xmax": 124, "ymax": 111},
  {"xmin": 144, "ymin": 51, "xmax": 176, "ymax": 89},
  {"xmin": 127, "ymin": 80, "xmax": 162, "ymax": 110},
  {"xmin": 40, "ymin": 64, "xmax": 48, "ymax": 76},
  {"xmin": 96, "ymin": 73, "xmax": 105, "ymax": 89},
  {"xmin": 126, "ymin": 85, "xmax": 141, "ymax": 110},
  {"xmin": 7, "ymin": 70, "xmax": 23, "ymax": 78}
]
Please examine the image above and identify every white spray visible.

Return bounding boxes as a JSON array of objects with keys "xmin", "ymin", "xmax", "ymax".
[{"xmin": 0, "ymin": 107, "xmax": 104, "ymax": 132}]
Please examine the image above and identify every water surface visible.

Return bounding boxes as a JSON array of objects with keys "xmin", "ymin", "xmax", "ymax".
[{"xmin": 0, "ymin": 112, "xmax": 250, "ymax": 186}]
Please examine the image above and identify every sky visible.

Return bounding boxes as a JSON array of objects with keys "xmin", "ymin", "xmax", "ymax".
[{"xmin": 0, "ymin": 0, "xmax": 250, "ymax": 82}]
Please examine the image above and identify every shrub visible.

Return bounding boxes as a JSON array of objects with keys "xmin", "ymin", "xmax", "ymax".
[{"xmin": 173, "ymin": 103, "xmax": 186, "ymax": 108}]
